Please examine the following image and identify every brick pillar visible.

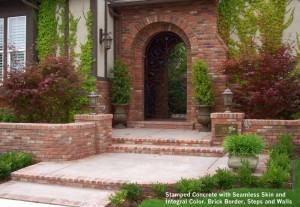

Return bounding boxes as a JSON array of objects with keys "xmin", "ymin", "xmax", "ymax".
[
  {"xmin": 74, "ymin": 114, "xmax": 113, "ymax": 154},
  {"xmin": 211, "ymin": 113, "xmax": 245, "ymax": 146}
]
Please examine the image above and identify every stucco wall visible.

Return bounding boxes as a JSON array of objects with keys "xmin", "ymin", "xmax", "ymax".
[
  {"xmin": 97, "ymin": 0, "xmax": 114, "ymax": 78},
  {"xmin": 69, "ymin": 0, "xmax": 90, "ymax": 64},
  {"xmin": 283, "ymin": 0, "xmax": 300, "ymax": 51}
]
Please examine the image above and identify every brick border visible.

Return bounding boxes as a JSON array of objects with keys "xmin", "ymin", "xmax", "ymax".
[{"xmin": 211, "ymin": 113, "xmax": 300, "ymax": 147}]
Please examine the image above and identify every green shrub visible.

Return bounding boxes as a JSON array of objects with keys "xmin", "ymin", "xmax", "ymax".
[
  {"xmin": 192, "ymin": 60, "xmax": 215, "ymax": 105},
  {"xmin": 236, "ymin": 160, "xmax": 257, "ymax": 188},
  {"xmin": 151, "ymin": 182, "xmax": 169, "ymax": 198},
  {"xmin": 109, "ymin": 190, "xmax": 127, "ymax": 207},
  {"xmin": 276, "ymin": 133, "xmax": 294, "ymax": 157},
  {"xmin": 261, "ymin": 160, "xmax": 290, "ymax": 188},
  {"xmin": 214, "ymin": 168, "xmax": 236, "ymax": 190},
  {"xmin": 268, "ymin": 152, "xmax": 291, "ymax": 172},
  {"xmin": 0, "ymin": 160, "xmax": 11, "ymax": 180},
  {"xmin": 223, "ymin": 134, "xmax": 265, "ymax": 156},
  {"xmin": 1, "ymin": 152, "xmax": 34, "ymax": 172},
  {"xmin": 121, "ymin": 183, "xmax": 143, "ymax": 202},
  {"xmin": 199, "ymin": 175, "xmax": 217, "ymax": 193},
  {"xmin": 0, "ymin": 108, "xmax": 16, "ymax": 123},
  {"xmin": 111, "ymin": 61, "xmax": 131, "ymax": 104},
  {"xmin": 174, "ymin": 178, "xmax": 202, "ymax": 194}
]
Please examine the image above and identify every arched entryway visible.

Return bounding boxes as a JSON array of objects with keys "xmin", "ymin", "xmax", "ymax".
[{"xmin": 144, "ymin": 32, "xmax": 187, "ymax": 120}]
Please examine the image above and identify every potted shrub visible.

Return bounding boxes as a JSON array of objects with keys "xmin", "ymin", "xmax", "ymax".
[
  {"xmin": 111, "ymin": 60, "xmax": 131, "ymax": 128},
  {"xmin": 223, "ymin": 133, "xmax": 266, "ymax": 170},
  {"xmin": 192, "ymin": 60, "xmax": 215, "ymax": 131}
]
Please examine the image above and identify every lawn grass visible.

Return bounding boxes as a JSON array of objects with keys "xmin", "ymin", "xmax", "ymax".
[{"xmin": 138, "ymin": 158, "xmax": 300, "ymax": 207}]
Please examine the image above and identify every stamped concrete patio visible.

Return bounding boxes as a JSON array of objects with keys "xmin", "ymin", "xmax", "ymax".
[{"xmin": 0, "ymin": 128, "xmax": 268, "ymax": 207}]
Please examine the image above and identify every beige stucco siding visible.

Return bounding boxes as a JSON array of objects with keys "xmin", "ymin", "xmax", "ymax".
[
  {"xmin": 97, "ymin": 0, "xmax": 114, "ymax": 78},
  {"xmin": 283, "ymin": 0, "xmax": 300, "ymax": 51},
  {"xmin": 69, "ymin": 0, "xmax": 90, "ymax": 64}
]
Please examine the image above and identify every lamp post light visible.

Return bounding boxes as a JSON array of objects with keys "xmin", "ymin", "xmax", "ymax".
[
  {"xmin": 222, "ymin": 88, "xmax": 233, "ymax": 113},
  {"xmin": 88, "ymin": 91, "xmax": 99, "ymax": 115},
  {"xmin": 99, "ymin": 28, "xmax": 113, "ymax": 50}
]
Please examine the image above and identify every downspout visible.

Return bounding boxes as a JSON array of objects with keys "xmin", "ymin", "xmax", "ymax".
[{"xmin": 22, "ymin": 0, "xmax": 39, "ymax": 10}]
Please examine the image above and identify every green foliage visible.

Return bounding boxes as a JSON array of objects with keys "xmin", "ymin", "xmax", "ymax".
[
  {"xmin": 0, "ymin": 160, "xmax": 11, "ymax": 180},
  {"xmin": 68, "ymin": 13, "xmax": 80, "ymax": 59},
  {"xmin": 57, "ymin": 0, "xmax": 67, "ymax": 56},
  {"xmin": 199, "ymin": 174, "xmax": 217, "ymax": 193},
  {"xmin": 218, "ymin": 0, "xmax": 294, "ymax": 56},
  {"xmin": 261, "ymin": 160, "xmax": 290, "ymax": 189},
  {"xmin": 214, "ymin": 168, "xmax": 235, "ymax": 190},
  {"xmin": 109, "ymin": 190, "xmax": 128, "ymax": 207},
  {"xmin": 78, "ymin": 10, "xmax": 96, "ymax": 106},
  {"xmin": 0, "ymin": 152, "xmax": 34, "ymax": 180},
  {"xmin": 0, "ymin": 108, "xmax": 16, "ymax": 122},
  {"xmin": 111, "ymin": 61, "xmax": 131, "ymax": 104},
  {"xmin": 121, "ymin": 183, "xmax": 143, "ymax": 202},
  {"xmin": 151, "ymin": 182, "xmax": 169, "ymax": 198},
  {"xmin": 37, "ymin": 0, "xmax": 58, "ymax": 60},
  {"xmin": 297, "ymin": 33, "xmax": 300, "ymax": 56},
  {"xmin": 168, "ymin": 43, "xmax": 187, "ymax": 114},
  {"xmin": 174, "ymin": 178, "xmax": 202, "ymax": 194},
  {"xmin": 236, "ymin": 160, "xmax": 257, "ymax": 188},
  {"xmin": 268, "ymin": 153, "xmax": 291, "ymax": 172},
  {"xmin": 192, "ymin": 60, "xmax": 214, "ymax": 106},
  {"xmin": 223, "ymin": 134, "xmax": 265, "ymax": 156}
]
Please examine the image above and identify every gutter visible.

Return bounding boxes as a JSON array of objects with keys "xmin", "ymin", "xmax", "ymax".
[
  {"xmin": 22, "ymin": 0, "xmax": 39, "ymax": 10},
  {"xmin": 107, "ymin": 0, "xmax": 187, "ymax": 8}
]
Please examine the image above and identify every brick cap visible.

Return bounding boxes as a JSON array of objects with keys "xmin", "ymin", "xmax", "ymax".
[
  {"xmin": 74, "ymin": 114, "xmax": 113, "ymax": 121},
  {"xmin": 0, "ymin": 122, "xmax": 95, "ymax": 130},
  {"xmin": 211, "ymin": 113, "xmax": 245, "ymax": 119}
]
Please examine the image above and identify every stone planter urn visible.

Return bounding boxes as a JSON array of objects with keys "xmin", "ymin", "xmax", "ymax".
[
  {"xmin": 113, "ymin": 104, "xmax": 128, "ymax": 129},
  {"xmin": 228, "ymin": 155, "xmax": 259, "ymax": 171},
  {"xmin": 196, "ymin": 105, "xmax": 213, "ymax": 131}
]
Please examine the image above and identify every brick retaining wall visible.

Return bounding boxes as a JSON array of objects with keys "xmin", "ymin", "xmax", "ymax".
[
  {"xmin": 0, "ymin": 114, "xmax": 113, "ymax": 162},
  {"xmin": 211, "ymin": 113, "xmax": 300, "ymax": 147}
]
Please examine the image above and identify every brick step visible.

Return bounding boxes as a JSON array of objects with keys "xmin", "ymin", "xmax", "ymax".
[
  {"xmin": 109, "ymin": 144, "xmax": 224, "ymax": 157},
  {"xmin": 0, "ymin": 181, "xmax": 113, "ymax": 207},
  {"xmin": 112, "ymin": 137, "xmax": 212, "ymax": 147},
  {"xmin": 127, "ymin": 121, "xmax": 195, "ymax": 130}
]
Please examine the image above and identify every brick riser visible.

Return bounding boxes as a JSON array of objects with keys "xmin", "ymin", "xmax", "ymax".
[
  {"xmin": 127, "ymin": 121, "xmax": 195, "ymax": 130},
  {"xmin": 112, "ymin": 137, "xmax": 212, "ymax": 147},
  {"xmin": 109, "ymin": 144, "xmax": 224, "ymax": 157},
  {"xmin": 10, "ymin": 173, "xmax": 173, "ymax": 194}
]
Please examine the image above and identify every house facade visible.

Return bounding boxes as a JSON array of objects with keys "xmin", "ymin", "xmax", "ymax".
[{"xmin": 0, "ymin": 0, "xmax": 300, "ymax": 127}]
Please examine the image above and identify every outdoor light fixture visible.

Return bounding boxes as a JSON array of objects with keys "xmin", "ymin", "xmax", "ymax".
[
  {"xmin": 88, "ymin": 91, "xmax": 99, "ymax": 115},
  {"xmin": 222, "ymin": 88, "xmax": 233, "ymax": 113},
  {"xmin": 99, "ymin": 28, "xmax": 113, "ymax": 50}
]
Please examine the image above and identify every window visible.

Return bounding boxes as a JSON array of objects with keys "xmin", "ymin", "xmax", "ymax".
[
  {"xmin": 0, "ymin": 16, "xmax": 26, "ymax": 81},
  {"xmin": 7, "ymin": 16, "xmax": 26, "ymax": 71}
]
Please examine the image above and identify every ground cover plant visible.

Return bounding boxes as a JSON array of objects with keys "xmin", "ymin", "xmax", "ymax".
[{"xmin": 0, "ymin": 152, "xmax": 34, "ymax": 180}]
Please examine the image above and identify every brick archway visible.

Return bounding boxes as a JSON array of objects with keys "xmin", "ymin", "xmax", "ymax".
[
  {"xmin": 128, "ymin": 22, "xmax": 193, "ymax": 122},
  {"xmin": 115, "ymin": 1, "xmax": 228, "ymax": 125}
]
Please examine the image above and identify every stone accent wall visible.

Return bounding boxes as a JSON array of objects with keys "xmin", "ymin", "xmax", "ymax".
[
  {"xmin": 0, "ymin": 114, "xmax": 113, "ymax": 162},
  {"xmin": 211, "ymin": 113, "xmax": 300, "ymax": 147},
  {"xmin": 96, "ymin": 80, "xmax": 112, "ymax": 114},
  {"xmin": 115, "ymin": 0, "xmax": 228, "ymax": 123}
]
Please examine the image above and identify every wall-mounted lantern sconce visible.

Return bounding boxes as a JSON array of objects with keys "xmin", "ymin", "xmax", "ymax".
[
  {"xmin": 88, "ymin": 91, "xmax": 99, "ymax": 115},
  {"xmin": 99, "ymin": 28, "xmax": 113, "ymax": 50},
  {"xmin": 222, "ymin": 88, "xmax": 233, "ymax": 113}
]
